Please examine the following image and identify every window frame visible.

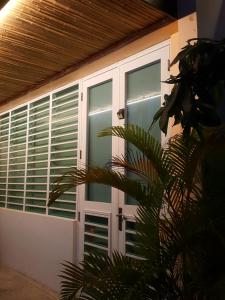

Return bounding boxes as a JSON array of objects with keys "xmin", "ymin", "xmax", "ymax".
[{"xmin": 0, "ymin": 80, "xmax": 81, "ymax": 220}]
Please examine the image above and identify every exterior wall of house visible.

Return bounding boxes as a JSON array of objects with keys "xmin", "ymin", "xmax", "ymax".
[
  {"xmin": 0, "ymin": 12, "xmax": 197, "ymax": 292},
  {"xmin": 0, "ymin": 208, "xmax": 76, "ymax": 292}
]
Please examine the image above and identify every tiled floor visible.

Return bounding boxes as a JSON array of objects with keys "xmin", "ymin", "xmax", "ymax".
[{"xmin": 0, "ymin": 265, "xmax": 58, "ymax": 300}]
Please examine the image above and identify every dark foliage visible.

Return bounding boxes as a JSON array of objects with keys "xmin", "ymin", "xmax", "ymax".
[
  {"xmin": 152, "ymin": 38, "xmax": 225, "ymax": 136},
  {"xmin": 49, "ymin": 125, "xmax": 225, "ymax": 300},
  {"xmin": 48, "ymin": 38, "xmax": 225, "ymax": 299}
]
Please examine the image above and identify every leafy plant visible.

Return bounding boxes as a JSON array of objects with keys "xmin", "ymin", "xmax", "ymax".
[
  {"xmin": 48, "ymin": 38, "xmax": 225, "ymax": 299},
  {"xmin": 49, "ymin": 125, "xmax": 225, "ymax": 300},
  {"xmin": 153, "ymin": 38, "xmax": 225, "ymax": 136}
]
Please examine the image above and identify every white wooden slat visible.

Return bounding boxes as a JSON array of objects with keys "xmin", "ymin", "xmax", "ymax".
[
  {"xmin": 29, "ymin": 115, "xmax": 49, "ymax": 125},
  {"xmin": 52, "ymin": 107, "xmax": 78, "ymax": 118},
  {"xmin": 52, "ymin": 90, "xmax": 78, "ymax": 102},
  {"xmin": 51, "ymin": 115, "xmax": 78, "ymax": 126},
  {"xmin": 52, "ymin": 98, "xmax": 78, "ymax": 111},
  {"xmin": 84, "ymin": 221, "xmax": 108, "ymax": 229},
  {"xmin": 49, "ymin": 207, "xmax": 75, "ymax": 213},
  {"xmin": 0, "ymin": 84, "xmax": 78, "ymax": 219},
  {"xmin": 84, "ymin": 232, "xmax": 108, "ymax": 240},
  {"xmin": 10, "ymin": 116, "xmax": 27, "ymax": 125}
]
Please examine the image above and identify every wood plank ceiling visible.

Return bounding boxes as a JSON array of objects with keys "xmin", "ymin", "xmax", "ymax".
[
  {"xmin": 0, "ymin": 1, "xmax": 9, "ymax": 10},
  {"xmin": 0, "ymin": 0, "xmax": 175, "ymax": 104}
]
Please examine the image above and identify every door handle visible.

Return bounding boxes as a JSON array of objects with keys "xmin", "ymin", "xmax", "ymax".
[{"xmin": 117, "ymin": 207, "xmax": 126, "ymax": 231}]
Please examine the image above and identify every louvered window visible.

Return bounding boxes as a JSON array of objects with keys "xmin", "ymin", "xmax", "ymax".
[
  {"xmin": 0, "ymin": 113, "xmax": 9, "ymax": 208},
  {"xmin": 84, "ymin": 213, "xmax": 110, "ymax": 256},
  {"xmin": 0, "ymin": 84, "xmax": 79, "ymax": 219}
]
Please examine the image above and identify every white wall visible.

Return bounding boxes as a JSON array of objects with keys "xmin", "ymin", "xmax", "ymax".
[{"xmin": 0, "ymin": 208, "xmax": 77, "ymax": 292}]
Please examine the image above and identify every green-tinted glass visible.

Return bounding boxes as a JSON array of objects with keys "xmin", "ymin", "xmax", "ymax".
[
  {"xmin": 87, "ymin": 80, "xmax": 112, "ymax": 202},
  {"xmin": 50, "ymin": 201, "xmax": 75, "ymax": 210},
  {"xmin": 51, "ymin": 125, "xmax": 77, "ymax": 137},
  {"xmin": 85, "ymin": 214, "xmax": 108, "ymax": 226},
  {"xmin": 126, "ymin": 62, "xmax": 161, "ymax": 205},
  {"xmin": 26, "ymin": 206, "xmax": 46, "ymax": 214},
  {"xmin": 84, "ymin": 214, "xmax": 109, "ymax": 257},
  {"xmin": 7, "ymin": 203, "xmax": 23, "ymax": 210},
  {"xmin": 30, "ymin": 96, "xmax": 49, "ymax": 108},
  {"xmin": 26, "ymin": 191, "xmax": 46, "ymax": 199},
  {"xmin": 85, "ymin": 224, "xmax": 108, "ymax": 237},
  {"xmin": 26, "ymin": 199, "xmax": 46, "ymax": 206},
  {"xmin": 0, "ymin": 113, "xmax": 9, "ymax": 206},
  {"xmin": 127, "ymin": 62, "xmax": 161, "ymax": 136},
  {"xmin": 48, "ymin": 209, "xmax": 75, "ymax": 219},
  {"xmin": 26, "ymin": 184, "xmax": 47, "ymax": 191},
  {"xmin": 52, "ymin": 85, "xmax": 78, "ymax": 100},
  {"xmin": 84, "ymin": 235, "xmax": 108, "ymax": 247}
]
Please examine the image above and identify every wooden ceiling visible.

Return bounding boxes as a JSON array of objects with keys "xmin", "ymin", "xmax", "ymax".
[
  {"xmin": 0, "ymin": 0, "xmax": 9, "ymax": 10},
  {"xmin": 0, "ymin": 0, "xmax": 175, "ymax": 104}
]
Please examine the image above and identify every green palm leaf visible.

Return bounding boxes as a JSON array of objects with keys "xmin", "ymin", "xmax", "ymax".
[
  {"xmin": 49, "ymin": 167, "xmax": 148, "ymax": 206},
  {"xmin": 99, "ymin": 125, "xmax": 169, "ymax": 181},
  {"xmin": 111, "ymin": 152, "xmax": 162, "ymax": 186},
  {"xmin": 48, "ymin": 123, "xmax": 225, "ymax": 299},
  {"xmin": 60, "ymin": 253, "xmax": 147, "ymax": 300}
]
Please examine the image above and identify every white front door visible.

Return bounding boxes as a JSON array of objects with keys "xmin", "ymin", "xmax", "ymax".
[
  {"xmin": 77, "ymin": 69, "xmax": 120, "ymax": 261},
  {"xmin": 77, "ymin": 43, "xmax": 170, "ymax": 261},
  {"xmin": 118, "ymin": 45, "xmax": 170, "ymax": 257}
]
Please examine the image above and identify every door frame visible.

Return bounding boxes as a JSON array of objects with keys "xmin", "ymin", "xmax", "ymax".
[
  {"xmin": 117, "ymin": 45, "xmax": 170, "ymax": 253},
  {"xmin": 77, "ymin": 68, "xmax": 120, "ymax": 261},
  {"xmin": 76, "ymin": 41, "xmax": 170, "ymax": 262}
]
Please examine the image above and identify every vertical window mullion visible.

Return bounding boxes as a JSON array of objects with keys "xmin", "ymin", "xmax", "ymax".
[
  {"xmin": 87, "ymin": 80, "xmax": 112, "ymax": 203},
  {"xmin": 23, "ymin": 103, "xmax": 30, "ymax": 211},
  {"xmin": 46, "ymin": 93, "xmax": 53, "ymax": 215},
  {"xmin": 26, "ymin": 96, "xmax": 49, "ymax": 215},
  {"xmin": 8, "ymin": 105, "xmax": 27, "ymax": 211},
  {"xmin": 5, "ymin": 112, "xmax": 10, "ymax": 208},
  {"xmin": 49, "ymin": 84, "xmax": 78, "ymax": 219},
  {"xmin": 5, "ymin": 112, "xmax": 11, "ymax": 208}
]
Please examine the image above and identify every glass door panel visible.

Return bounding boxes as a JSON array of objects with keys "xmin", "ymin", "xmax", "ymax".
[
  {"xmin": 118, "ymin": 44, "xmax": 170, "ymax": 254},
  {"xmin": 78, "ymin": 69, "xmax": 119, "ymax": 262},
  {"xmin": 127, "ymin": 62, "xmax": 161, "ymax": 139},
  {"xmin": 126, "ymin": 62, "xmax": 161, "ymax": 205},
  {"xmin": 78, "ymin": 44, "xmax": 170, "ymax": 261},
  {"xmin": 88, "ymin": 80, "xmax": 112, "ymax": 203},
  {"xmin": 84, "ymin": 212, "xmax": 110, "ymax": 257}
]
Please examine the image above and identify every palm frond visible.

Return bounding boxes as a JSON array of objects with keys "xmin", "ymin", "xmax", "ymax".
[
  {"xmin": 48, "ymin": 167, "xmax": 148, "ymax": 206},
  {"xmin": 60, "ymin": 252, "xmax": 146, "ymax": 300},
  {"xmin": 111, "ymin": 152, "xmax": 162, "ymax": 186},
  {"xmin": 48, "ymin": 121, "xmax": 225, "ymax": 299},
  {"xmin": 98, "ymin": 125, "xmax": 169, "ymax": 181}
]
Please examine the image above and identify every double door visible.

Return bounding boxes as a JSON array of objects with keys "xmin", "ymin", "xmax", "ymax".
[{"xmin": 77, "ymin": 44, "xmax": 169, "ymax": 261}]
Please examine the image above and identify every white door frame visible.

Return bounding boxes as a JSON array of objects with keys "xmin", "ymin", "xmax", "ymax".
[
  {"xmin": 77, "ymin": 68, "xmax": 120, "ymax": 261},
  {"xmin": 118, "ymin": 45, "xmax": 170, "ymax": 254},
  {"xmin": 77, "ymin": 41, "xmax": 170, "ymax": 261}
]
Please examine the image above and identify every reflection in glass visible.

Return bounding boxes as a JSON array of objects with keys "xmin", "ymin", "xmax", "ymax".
[
  {"xmin": 87, "ymin": 80, "xmax": 112, "ymax": 203},
  {"xmin": 126, "ymin": 62, "xmax": 161, "ymax": 205}
]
